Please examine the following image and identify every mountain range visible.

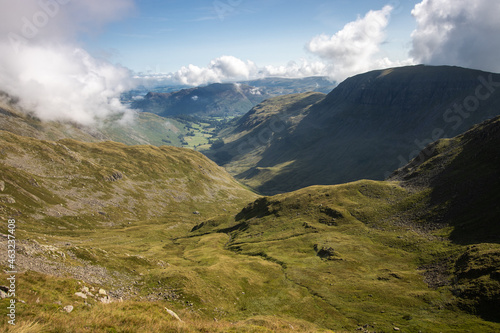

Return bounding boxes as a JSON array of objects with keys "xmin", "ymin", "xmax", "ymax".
[
  {"xmin": 0, "ymin": 65, "xmax": 499, "ymax": 332},
  {"xmin": 130, "ymin": 76, "xmax": 336, "ymax": 118},
  {"xmin": 208, "ymin": 65, "xmax": 500, "ymax": 195}
]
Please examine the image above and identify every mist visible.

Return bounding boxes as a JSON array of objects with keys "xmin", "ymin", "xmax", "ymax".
[{"xmin": 0, "ymin": 0, "xmax": 136, "ymax": 125}]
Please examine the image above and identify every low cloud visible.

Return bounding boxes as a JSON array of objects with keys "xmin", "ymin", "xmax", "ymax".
[
  {"xmin": 136, "ymin": 56, "xmax": 329, "ymax": 86},
  {"xmin": 410, "ymin": 0, "xmax": 500, "ymax": 73},
  {"xmin": 0, "ymin": 0, "xmax": 135, "ymax": 125},
  {"xmin": 170, "ymin": 56, "xmax": 257, "ymax": 86}
]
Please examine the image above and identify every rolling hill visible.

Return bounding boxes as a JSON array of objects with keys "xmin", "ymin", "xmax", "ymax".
[{"xmin": 209, "ymin": 65, "xmax": 500, "ymax": 195}]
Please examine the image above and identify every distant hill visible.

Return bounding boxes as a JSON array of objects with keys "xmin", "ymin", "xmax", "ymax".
[
  {"xmin": 131, "ymin": 83, "xmax": 272, "ymax": 118},
  {"xmin": 241, "ymin": 76, "xmax": 336, "ymax": 95},
  {"xmin": 209, "ymin": 65, "xmax": 500, "ymax": 195},
  {"xmin": 130, "ymin": 77, "xmax": 336, "ymax": 118}
]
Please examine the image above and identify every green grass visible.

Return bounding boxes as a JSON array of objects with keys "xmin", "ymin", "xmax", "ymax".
[{"xmin": 1, "ymin": 118, "xmax": 499, "ymax": 331}]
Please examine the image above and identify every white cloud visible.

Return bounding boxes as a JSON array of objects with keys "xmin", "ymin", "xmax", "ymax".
[
  {"xmin": 410, "ymin": 0, "xmax": 500, "ymax": 72},
  {"xmin": 0, "ymin": 0, "xmax": 135, "ymax": 125},
  {"xmin": 169, "ymin": 55, "xmax": 257, "ymax": 86},
  {"xmin": 306, "ymin": 5, "xmax": 397, "ymax": 81},
  {"xmin": 261, "ymin": 59, "xmax": 328, "ymax": 78},
  {"xmin": 136, "ymin": 57, "xmax": 330, "ymax": 86}
]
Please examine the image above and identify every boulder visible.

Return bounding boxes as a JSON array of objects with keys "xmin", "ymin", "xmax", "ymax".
[
  {"xmin": 99, "ymin": 296, "xmax": 112, "ymax": 304},
  {"xmin": 74, "ymin": 292, "xmax": 87, "ymax": 299}
]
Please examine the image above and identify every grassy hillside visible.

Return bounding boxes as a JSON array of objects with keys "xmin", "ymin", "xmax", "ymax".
[
  {"xmin": 209, "ymin": 65, "xmax": 500, "ymax": 195},
  {"xmin": 205, "ymin": 92, "xmax": 325, "ymax": 187},
  {"xmin": 0, "ymin": 121, "xmax": 499, "ymax": 331},
  {"xmin": 0, "ymin": 96, "xmax": 217, "ymax": 149}
]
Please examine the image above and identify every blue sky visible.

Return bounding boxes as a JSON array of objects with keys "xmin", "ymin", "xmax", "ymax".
[
  {"xmin": 1, "ymin": 0, "xmax": 499, "ymax": 124},
  {"xmin": 82, "ymin": 0, "xmax": 420, "ymax": 74}
]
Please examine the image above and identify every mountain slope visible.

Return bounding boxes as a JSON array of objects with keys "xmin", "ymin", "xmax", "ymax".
[
  {"xmin": 210, "ymin": 65, "xmax": 500, "ymax": 195},
  {"xmin": 194, "ymin": 116, "xmax": 500, "ymax": 328},
  {"xmin": 132, "ymin": 83, "xmax": 271, "ymax": 117},
  {"xmin": 205, "ymin": 92, "xmax": 325, "ymax": 186},
  {"xmin": 389, "ymin": 115, "xmax": 500, "ymax": 243},
  {"xmin": 0, "ymin": 94, "xmax": 203, "ymax": 148},
  {"xmin": 0, "ymin": 116, "xmax": 499, "ymax": 331},
  {"xmin": 0, "ymin": 131, "xmax": 256, "ymax": 228}
]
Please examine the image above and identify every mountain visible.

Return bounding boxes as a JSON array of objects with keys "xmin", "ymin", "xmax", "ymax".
[
  {"xmin": 195, "ymin": 115, "xmax": 500, "ymax": 327},
  {"xmin": 0, "ymin": 130, "xmax": 257, "ymax": 226},
  {"xmin": 131, "ymin": 83, "xmax": 272, "ymax": 118},
  {"xmin": 130, "ymin": 77, "xmax": 336, "ymax": 119},
  {"xmin": 209, "ymin": 65, "xmax": 500, "ymax": 195},
  {"xmin": 0, "ymin": 112, "xmax": 499, "ymax": 331},
  {"xmin": 241, "ymin": 76, "xmax": 336, "ymax": 95}
]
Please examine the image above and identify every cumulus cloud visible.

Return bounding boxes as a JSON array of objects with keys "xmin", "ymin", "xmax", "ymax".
[
  {"xmin": 410, "ymin": 0, "xmax": 500, "ymax": 73},
  {"xmin": 169, "ymin": 56, "xmax": 257, "ymax": 86},
  {"xmin": 306, "ymin": 5, "xmax": 397, "ymax": 81},
  {"xmin": 0, "ymin": 0, "xmax": 135, "ymax": 125},
  {"xmin": 261, "ymin": 59, "xmax": 328, "ymax": 78},
  {"xmin": 136, "ymin": 57, "xmax": 330, "ymax": 86}
]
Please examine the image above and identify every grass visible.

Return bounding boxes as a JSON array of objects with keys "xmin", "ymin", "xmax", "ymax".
[
  {"xmin": 2, "ymin": 177, "xmax": 497, "ymax": 332},
  {"xmin": 1, "ymin": 118, "xmax": 499, "ymax": 331}
]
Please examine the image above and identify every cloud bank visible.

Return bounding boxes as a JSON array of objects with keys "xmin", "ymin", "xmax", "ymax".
[
  {"xmin": 410, "ymin": 0, "xmax": 500, "ymax": 73},
  {"xmin": 0, "ymin": 0, "xmax": 135, "ymax": 125}
]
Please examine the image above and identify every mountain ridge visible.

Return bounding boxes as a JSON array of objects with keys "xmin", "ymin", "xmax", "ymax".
[{"xmin": 209, "ymin": 65, "xmax": 500, "ymax": 195}]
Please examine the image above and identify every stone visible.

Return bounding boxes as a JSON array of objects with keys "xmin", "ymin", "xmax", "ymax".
[
  {"xmin": 81, "ymin": 286, "xmax": 90, "ymax": 293},
  {"xmin": 63, "ymin": 305, "xmax": 74, "ymax": 313},
  {"xmin": 0, "ymin": 290, "xmax": 8, "ymax": 299},
  {"xmin": 0, "ymin": 181, "xmax": 5, "ymax": 192},
  {"xmin": 98, "ymin": 288, "xmax": 107, "ymax": 296},
  {"xmin": 74, "ymin": 292, "xmax": 87, "ymax": 299},
  {"xmin": 99, "ymin": 296, "xmax": 112, "ymax": 304},
  {"xmin": 394, "ymin": 327, "xmax": 400, "ymax": 331},
  {"xmin": 193, "ymin": 211, "xmax": 200, "ymax": 215},
  {"xmin": 165, "ymin": 307, "xmax": 182, "ymax": 322}
]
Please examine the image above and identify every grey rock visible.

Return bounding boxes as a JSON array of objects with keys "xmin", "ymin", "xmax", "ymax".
[
  {"xmin": 74, "ymin": 292, "xmax": 87, "ymax": 299},
  {"xmin": 63, "ymin": 305, "xmax": 74, "ymax": 313}
]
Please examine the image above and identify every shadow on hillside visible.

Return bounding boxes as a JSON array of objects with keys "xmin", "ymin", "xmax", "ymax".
[{"xmin": 428, "ymin": 118, "xmax": 500, "ymax": 245}]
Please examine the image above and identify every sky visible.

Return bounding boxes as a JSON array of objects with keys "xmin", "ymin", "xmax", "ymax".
[{"xmin": 1, "ymin": 0, "xmax": 500, "ymax": 124}]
